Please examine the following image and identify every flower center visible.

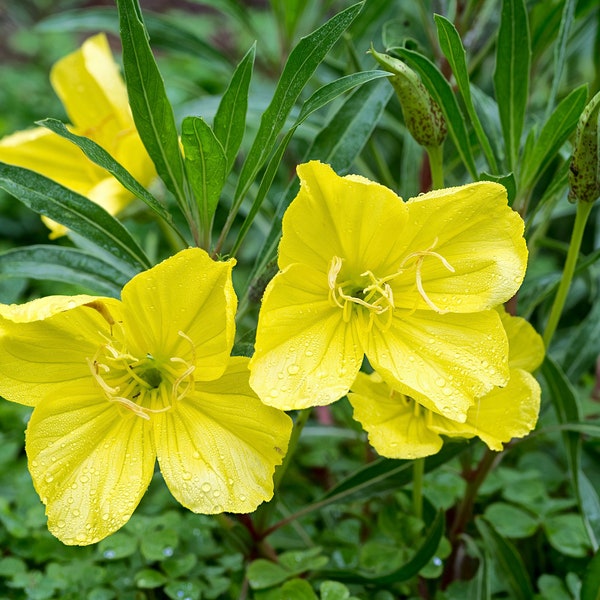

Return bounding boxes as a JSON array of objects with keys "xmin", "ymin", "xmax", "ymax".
[
  {"xmin": 327, "ymin": 238, "xmax": 455, "ymax": 323},
  {"xmin": 87, "ymin": 327, "xmax": 196, "ymax": 420}
]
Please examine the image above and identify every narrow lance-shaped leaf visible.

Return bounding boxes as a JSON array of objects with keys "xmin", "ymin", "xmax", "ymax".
[
  {"xmin": 0, "ymin": 162, "xmax": 150, "ymax": 274},
  {"xmin": 493, "ymin": 0, "xmax": 531, "ymax": 171},
  {"xmin": 231, "ymin": 70, "xmax": 392, "ymax": 255},
  {"xmin": 232, "ymin": 2, "xmax": 364, "ymax": 212},
  {"xmin": 213, "ymin": 43, "xmax": 255, "ymax": 174},
  {"xmin": 520, "ymin": 85, "xmax": 588, "ymax": 189},
  {"xmin": 38, "ymin": 118, "xmax": 176, "ymax": 228},
  {"xmin": 546, "ymin": 0, "xmax": 576, "ymax": 120},
  {"xmin": 0, "ymin": 245, "xmax": 127, "ymax": 297},
  {"xmin": 395, "ymin": 47, "xmax": 478, "ymax": 179},
  {"xmin": 117, "ymin": 0, "xmax": 189, "ymax": 214},
  {"xmin": 542, "ymin": 357, "xmax": 600, "ymax": 550},
  {"xmin": 181, "ymin": 116, "xmax": 227, "ymax": 247},
  {"xmin": 434, "ymin": 14, "xmax": 498, "ymax": 172},
  {"xmin": 475, "ymin": 518, "xmax": 534, "ymax": 600}
]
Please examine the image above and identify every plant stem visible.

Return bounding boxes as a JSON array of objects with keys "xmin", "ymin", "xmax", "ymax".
[
  {"xmin": 413, "ymin": 458, "xmax": 425, "ymax": 520},
  {"xmin": 426, "ymin": 144, "xmax": 444, "ymax": 189},
  {"xmin": 542, "ymin": 200, "xmax": 594, "ymax": 347}
]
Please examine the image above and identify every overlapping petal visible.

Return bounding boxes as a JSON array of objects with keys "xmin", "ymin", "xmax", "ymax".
[
  {"xmin": 0, "ymin": 298, "xmax": 120, "ymax": 406},
  {"xmin": 278, "ymin": 161, "xmax": 409, "ymax": 273},
  {"xmin": 391, "ymin": 182, "xmax": 528, "ymax": 313},
  {"xmin": 429, "ymin": 368, "xmax": 541, "ymax": 450},
  {"xmin": 501, "ymin": 309, "xmax": 545, "ymax": 371},
  {"xmin": 349, "ymin": 372, "xmax": 443, "ymax": 459},
  {"xmin": 249, "ymin": 263, "xmax": 363, "ymax": 410},
  {"xmin": 0, "ymin": 293, "xmax": 101, "ymax": 322},
  {"xmin": 365, "ymin": 309, "xmax": 509, "ymax": 421},
  {"xmin": 121, "ymin": 248, "xmax": 236, "ymax": 381},
  {"xmin": 155, "ymin": 357, "xmax": 292, "ymax": 514},
  {"xmin": 26, "ymin": 382, "xmax": 155, "ymax": 545}
]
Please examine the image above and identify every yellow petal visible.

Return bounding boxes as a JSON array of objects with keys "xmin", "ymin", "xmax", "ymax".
[
  {"xmin": 26, "ymin": 382, "xmax": 155, "ymax": 545},
  {"xmin": 498, "ymin": 309, "xmax": 545, "ymax": 372},
  {"xmin": 155, "ymin": 357, "xmax": 292, "ymax": 514},
  {"xmin": 349, "ymin": 372, "xmax": 443, "ymax": 459},
  {"xmin": 365, "ymin": 309, "xmax": 509, "ymax": 421},
  {"xmin": 0, "ymin": 298, "xmax": 120, "ymax": 406},
  {"xmin": 278, "ymin": 161, "xmax": 409, "ymax": 274},
  {"xmin": 391, "ymin": 182, "xmax": 527, "ymax": 313},
  {"xmin": 0, "ymin": 294, "xmax": 101, "ymax": 322},
  {"xmin": 249, "ymin": 263, "xmax": 363, "ymax": 410},
  {"xmin": 429, "ymin": 368, "xmax": 541, "ymax": 450},
  {"xmin": 121, "ymin": 248, "xmax": 237, "ymax": 382},
  {"xmin": 0, "ymin": 128, "xmax": 106, "ymax": 194},
  {"xmin": 50, "ymin": 33, "xmax": 131, "ymax": 136}
]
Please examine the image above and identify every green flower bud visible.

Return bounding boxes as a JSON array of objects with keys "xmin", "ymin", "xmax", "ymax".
[
  {"xmin": 370, "ymin": 45, "xmax": 446, "ymax": 148},
  {"xmin": 569, "ymin": 90, "xmax": 600, "ymax": 204}
]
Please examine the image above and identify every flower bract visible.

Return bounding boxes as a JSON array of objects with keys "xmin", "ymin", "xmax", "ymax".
[
  {"xmin": 249, "ymin": 161, "xmax": 528, "ymax": 420},
  {"xmin": 0, "ymin": 248, "xmax": 292, "ymax": 545},
  {"xmin": 349, "ymin": 309, "xmax": 544, "ymax": 458},
  {"xmin": 0, "ymin": 33, "xmax": 156, "ymax": 238}
]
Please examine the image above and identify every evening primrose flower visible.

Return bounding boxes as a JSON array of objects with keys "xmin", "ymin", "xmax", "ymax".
[
  {"xmin": 349, "ymin": 309, "xmax": 544, "ymax": 458},
  {"xmin": 249, "ymin": 161, "xmax": 528, "ymax": 420},
  {"xmin": 0, "ymin": 33, "xmax": 156, "ymax": 238},
  {"xmin": 0, "ymin": 249, "xmax": 292, "ymax": 545}
]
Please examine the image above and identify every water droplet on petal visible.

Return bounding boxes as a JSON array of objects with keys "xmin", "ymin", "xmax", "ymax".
[
  {"xmin": 287, "ymin": 364, "xmax": 299, "ymax": 375},
  {"xmin": 201, "ymin": 482, "xmax": 211, "ymax": 493}
]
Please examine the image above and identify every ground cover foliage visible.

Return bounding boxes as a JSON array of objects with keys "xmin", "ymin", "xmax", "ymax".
[{"xmin": 0, "ymin": 0, "xmax": 599, "ymax": 598}]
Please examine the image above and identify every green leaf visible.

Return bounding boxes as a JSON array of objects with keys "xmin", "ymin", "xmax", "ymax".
[
  {"xmin": 214, "ymin": 44, "xmax": 256, "ymax": 174},
  {"xmin": 117, "ymin": 0, "xmax": 188, "ymax": 210},
  {"xmin": 279, "ymin": 579, "xmax": 318, "ymax": 600},
  {"xmin": 232, "ymin": 2, "xmax": 364, "ymax": 210},
  {"xmin": 97, "ymin": 532, "xmax": 138, "ymax": 560},
  {"xmin": 546, "ymin": 0, "xmax": 577, "ymax": 119},
  {"xmin": 0, "ymin": 245, "xmax": 126, "ymax": 296},
  {"xmin": 476, "ymin": 518, "xmax": 534, "ymax": 599},
  {"xmin": 483, "ymin": 502, "xmax": 539, "ymax": 539},
  {"xmin": 320, "ymin": 581, "xmax": 351, "ymax": 600},
  {"xmin": 247, "ymin": 560, "xmax": 290, "ymax": 590},
  {"xmin": 541, "ymin": 357, "xmax": 600, "ymax": 550},
  {"xmin": 434, "ymin": 14, "xmax": 498, "ymax": 172},
  {"xmin": 479, "ymin": 171, "xmax": 516, "ymax": 205},
  {"xmin": 37, "ymin": 118, "xmax": 175, "ymax": 227},
  {"xmin": 395, "ymin": 47, "xmax": 478, "ymax": 178},
  {"xmin": 317, "ymin": 510, "xmax": 445, "ymax": 585},
  {"xmin": 581, "ymin": 550, "xmax": 600, "ymax": 600},
  {"xmin": 231, "ymin": 70, "xmax": 391, "ymax": 255},
  {"xmin": 520, "ymin": 85, "xmax": 588, "ymax": 189},
  {"xmin": 544, "ymin": 513, "xmax": 592, "ymax": 557},
  {"xmin": 244, "ymin": 80, "xmax": 393, "ymax": 298},
  {"xmin": 135, "ymin": 568, "xmax": 167, "ymax": 589},
  {"xmin": 493, "ymin": 0, "xmax": 531, "ymax": 171},
  {"xmin": 181, "ymin": 116, "xmax": 227, "ymax": 239},
  {"xmin": 0, "ymin": 162, "xmax": 149, "ymax": 273}
]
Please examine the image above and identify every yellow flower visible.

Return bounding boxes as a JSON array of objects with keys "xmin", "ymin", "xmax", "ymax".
[
  {"xmin": 249, "ymin": 161, "xmax": 528, "ymax": 420},
  {"xmin": 0, "ymin": 33, "xmax": 156, "ymax": 238},
  {"xmin": 0, "ymin": 249, "xmax": 292, "ymax": 545},
  {"xmin": 349, "ymin": 309, "xmax": 544, "ymax": 459}
]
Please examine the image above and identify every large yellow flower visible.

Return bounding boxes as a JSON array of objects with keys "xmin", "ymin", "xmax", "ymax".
[
  {"xmin": 249, "ymin": 161, "xmax": 528, "ymax": 420},
  {"xmin": 349, "ymin": 309, "xmax": 544, "ymax": 458},
  {"xmin": 0, "ymin": 33, "xmax": 156, "ymax": 238},
  {"xmin": 0, "ymin": 249, "xmax": 292, "ymax": 545}
]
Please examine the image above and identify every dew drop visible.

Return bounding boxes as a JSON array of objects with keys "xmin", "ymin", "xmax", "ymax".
[
  {"xmin": 72, "ymin": 509, "xmax": 80, "ymax": 517},
  {"xmin": 287, "ymin": 364, "xmax": 299, "ymax": 375},
  {"xmin": 103, "ymin": 550, "xmax": 116, "ymax": 559},
  {"xmin": 57, "ymin": 520, "xmax": 66, "ymax": 529},
  {"xmin": 269, "ymin": 388, "xmax": 279, "ymax": 398},
  {"xmin": 213, "ymin": 490, "xmax": 221, "ymax": 498},
  {"xmin": 239, "ymin": 494, "xmax": 247, "ymax": 502},
  {"xmin": 45, "ymin": 474, "xmax": 54, "ymax": 483},
  {"xmin": 182, "ymin": 471, "xmax": 192, "ymax": 481},
  {"xmin": 435, "ymin": 377, "xmax": 446, "ymax": 387},
  {"xmin": 201, "ymin": 482, "xmax": 211, "ymax": 493},
  {"xmin": 305, "ymin": 350, "xmax": 313, "ymax": 357},
  {"xmin": 162, "ymin": 546, "xmax": 174, "ymax": 557}
]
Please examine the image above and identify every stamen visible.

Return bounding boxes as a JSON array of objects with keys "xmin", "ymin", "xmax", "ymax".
[{"xmin": 399, "ymin": 237, "xmax": 455, "ymax": 314}]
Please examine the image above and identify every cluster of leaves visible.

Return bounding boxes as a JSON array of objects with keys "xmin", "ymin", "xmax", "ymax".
[{"xmin": 1, "ymin": 0, "xmax": 600, "ymax": 598}]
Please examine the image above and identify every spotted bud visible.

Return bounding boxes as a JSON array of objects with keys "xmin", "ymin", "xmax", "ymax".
[
  {"xmin": 369, "ymin": 45, "xmax": 446, "ymax": 148},
  {"xmin": 569, "ymin": 90, "xmax": 600, "ymax": 204}
]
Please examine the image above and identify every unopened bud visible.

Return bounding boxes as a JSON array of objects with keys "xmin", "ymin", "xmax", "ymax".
[
  {"xmin": 369, "ymin": 46, "xmax": 446, "ymax": 148},
  {"xmin": 569, "ymin": 90, "xmax": 600, "ymax": 204}
]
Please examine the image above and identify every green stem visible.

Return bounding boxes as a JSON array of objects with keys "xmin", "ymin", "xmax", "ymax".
[
  {"xmin": 426, "ymin": 144, "xmax": 444, "ymax": 189},
  {"xmin": 412, "ymin": 458, "xmax": 424, "ymax": 520},
  {"xmin": 542, "ymin": 200, "xmax": 594, "ymax": 347}
]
